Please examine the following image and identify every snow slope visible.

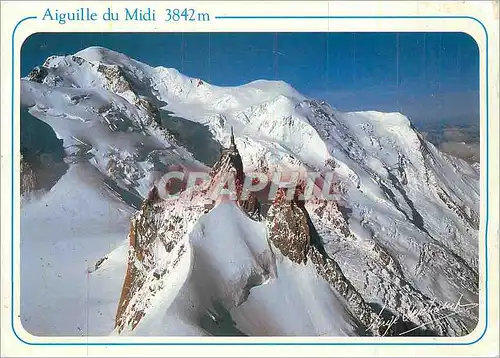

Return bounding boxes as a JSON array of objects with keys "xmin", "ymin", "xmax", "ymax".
[
  {"xmin": 20, "ymin": 47, "xmax": 480, "ymax": 337},
  {"xmin": 20, "ymin": 163, "xmax": 132, "ymax": 335}
]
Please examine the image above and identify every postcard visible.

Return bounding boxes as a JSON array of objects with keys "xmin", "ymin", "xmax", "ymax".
[{"xmin": 1, "ymin": 1, "xmax": 498, "ymax": 357}]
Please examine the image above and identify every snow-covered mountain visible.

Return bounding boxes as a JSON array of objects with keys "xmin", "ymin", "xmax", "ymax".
[{"xmin": 20, "ymin": 47, "xmax": 479, "ymax": 337}]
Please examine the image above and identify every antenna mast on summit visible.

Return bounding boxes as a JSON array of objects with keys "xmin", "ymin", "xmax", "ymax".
[{"xmin": 229, "ymin": 126, "xmax": 237, "ymax": 151}]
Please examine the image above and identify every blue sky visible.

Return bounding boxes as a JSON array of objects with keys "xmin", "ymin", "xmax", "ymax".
[{"xmin": 21, "ymin": 32, "xmax": 479, "ymax": 126}]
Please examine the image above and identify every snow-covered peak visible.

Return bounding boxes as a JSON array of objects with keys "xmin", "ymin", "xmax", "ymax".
[
  {"xmin": 75, "ymin": 46, "xmax": 135, "ymax": 62},
  {"xmin": 35, "ymin": 47, "xmax": 305, "ymax": 111},
  {"xmin": 74, "ymin": 46, "xmax": 154, "ymax": 72},
  {"xmin": 150, "ymin": 69, "xmax": 305, "ymax": 114}
]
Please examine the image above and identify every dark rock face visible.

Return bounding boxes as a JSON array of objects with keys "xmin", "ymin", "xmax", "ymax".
[
  {"xmin": 97, "ymin": 64, "xmax": 134, "ymax": 94},
  {"xmin": 115, "ymin": 193, "xmax": 200, "ymax": 332},
  {"xmin": 266, "ymin": 190, "xmax": 310, "ymax": 264},
  {"xmin": 117, "ymin": 124, "xmax": 460, "ymax": 337},
  {"xmin": 205, "ymin": 130, "xmax": 393, "ymax": 335},
  {"xmin": 136, "ymin": 97, "xmax": 162, "ymax": 126},
  {"xmin": 207, "ymin": 127, "xmax": 262, "ymax": 220},
  {"xmin": 158, "ymin": 110, "xmax": 222, "ymax": 167},
  {"xmin": 312, "ymin": 200, "xmax": 352, "ymax": 239},
  {"xmin": 115, "ymin": 199, "xmax": 164, "ymax": 332},
  {"xmin": 27, "ymin": 66, "xmax": 48, "ymax": 83},
  {"xmin": 264, "ymin": 187, "xmax": 394, "ymax": 335},
  {"xmin": 20, "ymin": 107, "xmax": 68, "ymax": 193},
  {"xmin": 71, "ymin": 55, "xmax": 85, "ymax": 65},
  {"xmin": 20, "ymin": 155, "xmax": 36, "ymax": 194},
  {"xmin": 240, "ymin": 193, "xmax": 261, "ymax": 220}
]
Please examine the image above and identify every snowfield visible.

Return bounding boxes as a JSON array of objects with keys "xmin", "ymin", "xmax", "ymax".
[
  {"xmin": 20, "ymin": 47, "xmax": 480, "ymax": 337},
  {"xmin": 21, "ymin": 163, "xmax": 132, "ymax": 335}
]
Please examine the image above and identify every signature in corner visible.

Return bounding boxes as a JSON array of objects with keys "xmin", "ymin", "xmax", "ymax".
[{"xmin": 367, "ymin": 294, "xmax": 479, "ymax": 337}]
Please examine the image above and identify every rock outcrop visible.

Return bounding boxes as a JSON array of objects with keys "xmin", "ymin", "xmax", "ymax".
[
  {"xmin": 265, "ymin": 186, "xmax": 391, "ymax": 335},
  {"xmin": 266, "ymin": 189, "xmax": 310, "ymax": 264},
  {"xmin": 207, "ymin": 127, "xmax": 261, "ymax": 220},
  {"xmin": 115, "ymin": 187, "xmax": 204, "ymax": 332},
  {"xmin": 20, "ymin": 154, "xmax": 36, "ymax": 194},
  {"xmin": 26, "ymin": 66, "xmax": 48, "ymax": 83}
]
